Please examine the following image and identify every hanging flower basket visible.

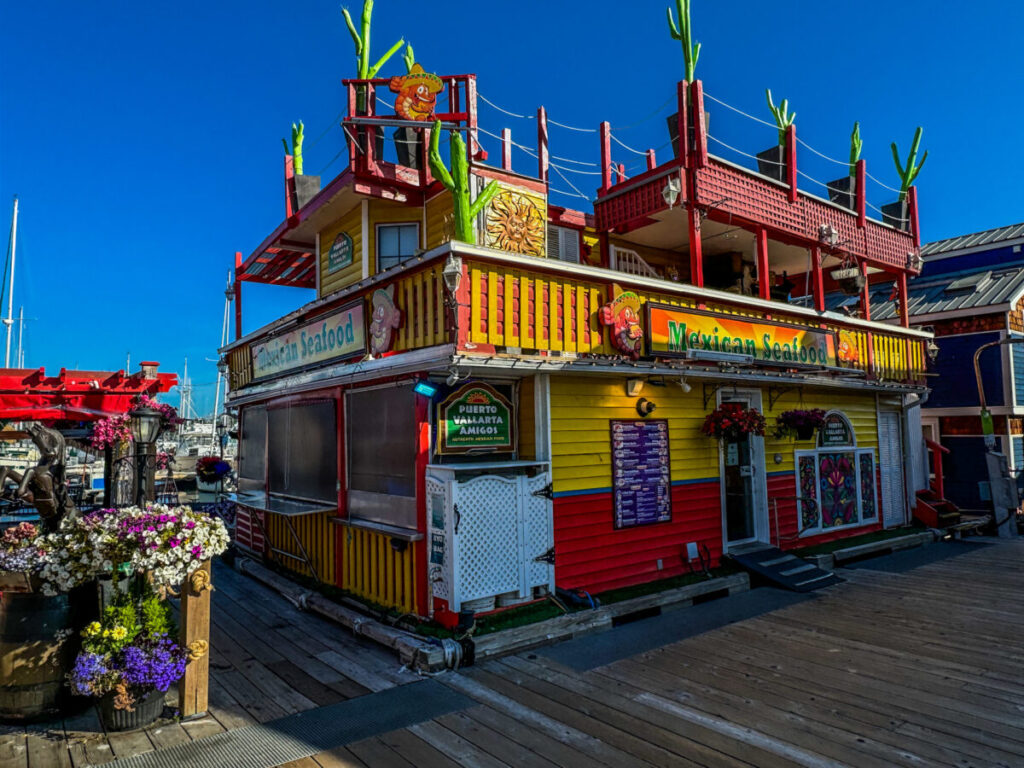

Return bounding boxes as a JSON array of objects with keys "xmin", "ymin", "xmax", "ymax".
[
  {"xmin": 775, "ymin": 409, "xmax": 827, "ymax": 440},
  {"xmin": 700, "ymin": 403, "xmax": 767, "ymax": 442}
]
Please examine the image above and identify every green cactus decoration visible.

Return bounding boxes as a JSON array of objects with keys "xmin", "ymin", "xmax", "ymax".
[
  {"xmin": 765, "ymin": 90, "xmax": 796, "ymax": 146},
  {"xmin": 891, "ymin": 127, "xmax": 928, "ymax": 201},
  {"xmin": 848, "ymin": 121, "xmax": 862, "ymax": 177},
  {"xmin": 281, "ymin": 121, "xmax": 305, "ymax": 175},
  {"xmin": 403, "ymin": 43, "xmax": 415, "ymax": 73},
  {"xmin": 342, "ymin": 0, "xmax": 404, "ymax": 79},
  {"xmin": 428, "ymin": 120, "xmax": 500, "ymax": 245},
  {"xmin": 666, "ymin": 0, "xmax": 700, "ymax": 83}
]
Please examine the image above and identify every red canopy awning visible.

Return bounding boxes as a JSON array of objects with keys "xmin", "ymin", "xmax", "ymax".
[{"xmin": 0, "ymin": 365, "xmax": 177, "ymax": 422}]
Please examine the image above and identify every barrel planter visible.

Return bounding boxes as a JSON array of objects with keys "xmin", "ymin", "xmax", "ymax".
[
  {"xmin": 0, "ymin": 583, "xmax": 97, "ymax": 722},
  {"xmin": 99, "ymin": 688, "xmax": 165, "ymax": 732}
]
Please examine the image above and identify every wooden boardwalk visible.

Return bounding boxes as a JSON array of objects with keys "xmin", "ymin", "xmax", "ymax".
[
  {"xmin": 0, "ymin": 562, "xmax": 419, "ymax": 768},
  {"xmin": 290, "ymin": 538, "xmax": 1024, "ymax": 768},
  {"xmin": 3, "ymin": 538, "xmax": 1022, "ymax": 767}
]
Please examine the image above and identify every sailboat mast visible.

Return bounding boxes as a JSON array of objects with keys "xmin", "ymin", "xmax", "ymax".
[
  {"xmin": 4, "ymin": 196, "xmax": 18, "ymax": 367},
  {"xmin": 16, "ymin": 306, "xmax": 24, "ymax": 367},
  {"xmin": 211, "ymin": 271, "xmax": 232, "ymax": 454}
]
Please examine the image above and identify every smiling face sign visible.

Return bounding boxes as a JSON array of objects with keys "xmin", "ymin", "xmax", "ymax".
[
  {"xmin": 388, "ymin": 64, "xmax": 444, "ymax": 121},
  {"xmin": 369, "ymin": 285, "xmax": 401, "ymax": 355}
]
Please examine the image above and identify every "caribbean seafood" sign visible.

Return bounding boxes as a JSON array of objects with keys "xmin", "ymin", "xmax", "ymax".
[
  {"xmin": 437, "ymin": 383, "xmax": 515, "ymax": 454},
  {"xmin": 645, "ymin": 304, "xmax": 837, "ymax": 367},
  {"xmin": 251, "ymin": 301, "xmax": 365, "ymax": 379}
]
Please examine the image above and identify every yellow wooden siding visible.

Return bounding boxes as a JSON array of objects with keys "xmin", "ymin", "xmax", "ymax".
[
  {"xmin": 228, "ymin": 345, "xmax": 253, "ymax": 390},
  {"xmin": 549, "ymin": 375, "xmax": 880, "ymax": 494},
  {"xmin": 339, "ymin": 527, "xmax": 418, "ymax": 614},
  {"xmin": 266, "ymin": 512, "xmax": 336, "ymax": 585},
  {"xmin": 582, "ymin": 229, "xmax": 601, "ymax": 267},
  {"xmin": 390, "ymin": 266, "xmax": 448, "ymax": 351},
  {"xmin": 424, "ymin": 190, "xmax": 454, "ymax": 250},
  {"xmin": 518, "ymin": 377, "xmax": 536, "ymax": 460},
  {"xmin": 319, "ymin": 204, "xmax": 363, "ymax": 297}
]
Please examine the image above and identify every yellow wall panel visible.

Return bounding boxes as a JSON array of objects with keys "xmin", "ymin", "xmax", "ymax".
[
  {"xmin": 425, "ymin": 190, "xmax": 454, "ymax": 250},
  {"xmin": 549, "ymin": 375, "xmax": 880, "ymax": 494},
  {"xmin": 319, "ymin": 204, "xmax": 363, "ymax": 297}
]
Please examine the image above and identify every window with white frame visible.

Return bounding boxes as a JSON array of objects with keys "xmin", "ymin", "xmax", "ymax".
[
  {"xmin": 376, "ymin": 223, "xmax": 420, "ymax": 272},
  {"xmin": 547, "ymin": 225, "xmax": 580, "ymax": 264},
  {"xmin": 794, "ymin": 411, "xmax": 878, "ymax": 535}
]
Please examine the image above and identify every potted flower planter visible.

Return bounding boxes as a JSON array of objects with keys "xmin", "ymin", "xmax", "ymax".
[
  {"xmin": 831, "ymin": 267, "xmax": 864, "ymax": 295},
  {"xmin": 99, "ymin": 688, "xmax": 164, "ymax": 732},
  {"xmin": 756, "ymin": 145, "xmax": 786, "ymax": 182},
  {"xmin": 393, "ymin": 127, "xmax": 422, "ymax": 169},
  {"xmin": 882, "ymin": 200, "xmax": 909, "ymax": 230},
  {"xmin": 294, "ymin": 175, "xmax": 321, "ymax": 209},
  {"xmin": 666, "ymin": 112, "xmax": 711, "ymax": 160},
  {"xmin": 796, "ymin": 425, "xmax": 816, "ymax": 441},
  {"xmin": 826, "ymin": 176, "xmax": 855, "ymax": 210}
]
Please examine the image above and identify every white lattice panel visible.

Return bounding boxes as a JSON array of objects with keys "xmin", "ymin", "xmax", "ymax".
[
  {"xmin": 425, "ymin": 475, "xmax": 451, "ymax": 602},
  {"xmin": 525, "ymin": 473, "xmax": 554, "ymax": 591},
  {"xmin": 452, "ymin": 475, "xmax": 521, "ymax": 604}
]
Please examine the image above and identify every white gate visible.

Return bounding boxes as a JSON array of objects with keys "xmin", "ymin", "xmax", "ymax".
[
  {"xmin": 879, "ymin": 411, "xmax": 906, "ymax": 528},
  {"xmin": 426, "ymin": 465, "xmax": 554, "ymax": 612}
]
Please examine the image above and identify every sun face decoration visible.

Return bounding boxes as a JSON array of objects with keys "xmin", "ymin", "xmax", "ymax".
[{"xmin": 485, "ymin": 190, "xmax": 545, "ymax": 256}]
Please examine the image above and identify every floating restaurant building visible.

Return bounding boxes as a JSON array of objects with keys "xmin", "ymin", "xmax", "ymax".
[{"xmin": 222, "ymin": 65, "xmax": 931, "ymax": 624}]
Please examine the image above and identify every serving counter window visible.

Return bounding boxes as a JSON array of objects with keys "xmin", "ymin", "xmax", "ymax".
[
  {"xmin": 268, "ymin": 400, "xmax": 338, "ymax": 503},
  {"xmin": 238, "ymin": 404, "xmax": 267, "ymax": 493},
  {"xmin": 346, "ymin": 384, "xmax": 417, "ymax": 530}
]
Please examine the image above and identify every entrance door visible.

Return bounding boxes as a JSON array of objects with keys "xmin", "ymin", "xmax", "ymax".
[
  {"xmin": 719, "ymin": 390, "xmax": 769, "ymax": 548},
  {"xmin": 879, "ymin": 410, "xmax": 906, "ymax": 528}
]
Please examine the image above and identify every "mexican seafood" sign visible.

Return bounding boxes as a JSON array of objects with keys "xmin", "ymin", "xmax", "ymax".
[
  {"xmin": 251, "ymin": 301, "xmax": 365, "ymax": 379},
  {"xmin": 646, "ymin": 304, "xmax": 837, "ymax": 367}
]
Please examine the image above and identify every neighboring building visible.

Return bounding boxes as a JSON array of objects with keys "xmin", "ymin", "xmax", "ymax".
[
  {"xmin": 863, "ymin": 223, "xmax": 1024, "ymax": 512},
  {"xmin": 222, "ymin": 70, "xmax": 929, "ymax": 626}
]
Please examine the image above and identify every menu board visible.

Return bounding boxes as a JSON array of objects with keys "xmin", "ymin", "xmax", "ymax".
[{"xmin": 611, "ymin": 419, "xmax": 672, "ymax": 528}]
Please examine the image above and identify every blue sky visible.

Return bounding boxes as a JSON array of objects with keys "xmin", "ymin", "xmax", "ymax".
[{"xmin": 1, "ymin": 1, "xmax": 1021, "ymax": 414}]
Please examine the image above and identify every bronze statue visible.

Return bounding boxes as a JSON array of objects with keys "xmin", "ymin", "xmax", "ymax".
[{"xmin": 0, "ymin": 424, "xmax": 76, "ymax": 532}]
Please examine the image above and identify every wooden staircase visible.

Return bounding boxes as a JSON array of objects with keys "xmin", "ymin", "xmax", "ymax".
[{"xmin": 914, "ymin": 439, "xmax": 961, "ymax": 529}]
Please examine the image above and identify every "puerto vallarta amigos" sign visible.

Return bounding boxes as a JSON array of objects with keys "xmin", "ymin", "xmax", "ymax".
[
  {"xmin": 437, "ymin": 383, "xmax": 515, "ymax": 455},
  {"xmin": 645, "ymin": 304, "xmax": 837, "ymax": 367},
  {"xmin": 251, "ymin": 302, "xmax": 365, "ymax": 379}
]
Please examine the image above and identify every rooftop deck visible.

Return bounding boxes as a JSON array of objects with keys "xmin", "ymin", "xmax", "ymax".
[{"xmin": 5, "ymin": 538, "xmax": 1022, "ymax": 766}]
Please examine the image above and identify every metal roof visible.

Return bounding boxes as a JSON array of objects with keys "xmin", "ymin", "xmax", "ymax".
[
  {"xmin": 921, "ymin": 222, "xmax": 1024, "ymax": 256},
  {"xmin": 827, "ymin": 265, "xmax": 1024, "ymax": 321}
]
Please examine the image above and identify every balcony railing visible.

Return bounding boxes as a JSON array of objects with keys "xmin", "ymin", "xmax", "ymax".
[{"xmin": 226, "ymin": 245, "xmax": 929, "ymax": 392}]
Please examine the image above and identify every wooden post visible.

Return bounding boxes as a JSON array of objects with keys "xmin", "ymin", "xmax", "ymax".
[
  {"xmin": 859, "ymin": 260, "xmax": 871, "ymax": 321},
  {"xmin": 756, "ymin": 227, "xmax": 770, "ymax": 300},
  {"xmin": 347, "ymin": 84, "xmax": 357, "ymax": 170},
  {"xmin": 688, "ymin": 202, "xmax": 703, "ymax": 287},
  {"xmin": 785, "ymin": 125, "xmax": 797, "ymax": 203},
  {"xmin": 537, "ymin": 107, "xmax": 549, "ymax": 183},
  {"xmin": 908, "ymin": 185, "xmax": 921, "ymax": 249},
  {"xmin": 646, "ymin": 149, "xmax": 656, "ymax": 171},
  {"xmin": 179, "ymin": 560, "xmax": 212, "ymax": 717},
  {"xmin": 810, "ymin": 245, "xmax": 825, "ymax": 312},
  {"xmin": 284, "ymin": 154, "xmax": 296, "ymax": 219},
  {"xmin": 600, "ymin": 122, "xmax": 611, "ymax": 193},
  {"xmin": 465, "ymin": 75, "xmax": 479, "ymax": 157},
  {"xmin": 855, "ymin": 159, "xmax": 866, "ymax": 228},
  {"xmin": 234, "ymin": 252, "xmax": 243, "ymax": 340},
  {"xmin": 617, "ymin": 163, "xmax": 625, "ymax": 184},
  {"xmin": 677, "ymin": 80, "xmax": 689, "ymax": 168},
  {"xmin": 501, "ymin": 128, "xmax": 512, "ymax": 171},
  {"xmin": 897, "ymin": 271, "xmax": 910, "ymax": 327},
  {"xmin": 690, "ymin": 80, "xmax": 707, "ymax": 168}
]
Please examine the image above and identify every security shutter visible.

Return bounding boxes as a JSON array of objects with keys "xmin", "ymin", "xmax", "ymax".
[{"xmin": 547, "ymin": 225, "xmax": 580, "ymax": 264}]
